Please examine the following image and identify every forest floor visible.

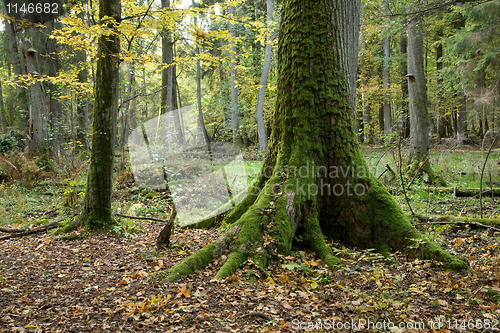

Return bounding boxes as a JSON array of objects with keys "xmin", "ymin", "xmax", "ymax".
[{"xmin": 1, "ymin": 142, "xmax": 500, "ymax": 332}]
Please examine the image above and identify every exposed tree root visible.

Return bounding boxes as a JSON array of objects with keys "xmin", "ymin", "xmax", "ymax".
[{"xmin": 0, "ymin": 217, "xmax": 69, "ymax": 240}]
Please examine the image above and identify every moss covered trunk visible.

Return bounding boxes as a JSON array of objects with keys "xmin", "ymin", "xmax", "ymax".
[
  {"xmin": 80, "ymin": 0, "xmax": 121, "ymax": 229},
  {"xmin": 166, "ymin": 0, "xmax": 467, "ymax": 282}
]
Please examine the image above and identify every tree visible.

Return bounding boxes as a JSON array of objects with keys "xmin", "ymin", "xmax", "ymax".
[
  {"xmin": 21, "ymin": 38, "xmax": 48, "ymax": 154},
  {"xmin": 0, "ymin": 77, "xmax": 6, "ymax": 134},
  {"xmin": 255, "ymin": 0, "xmax": 274, "ymax": 152},
  {"xmin": 382, "ymin": 1, "xmax": 392, "ymax": 139},
  {"xmin": 2, "ymin": 1, "xmax": 29, "ymax": 130},
  {"xmin": 45, "ymin": 21, "xmax": 63, "ymax": 158},
  {"xmin": 79, "ymin": 0, "xmax": 121, "ymax": 229},
  {"xmin": 406, "ymin": 1, "xmax": 442, "ymax": 184},
  {"xmin": 229, "ymin": 5, "xmax": 242, "ymax": 145},
  {"xmin": 165, "ymin": 0, "xmax": 466, "ymax": 282}
]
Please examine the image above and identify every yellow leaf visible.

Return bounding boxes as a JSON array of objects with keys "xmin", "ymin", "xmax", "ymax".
[{"xmin": 25, "ymin": 325, "xmax": 36, "ymax": 328}]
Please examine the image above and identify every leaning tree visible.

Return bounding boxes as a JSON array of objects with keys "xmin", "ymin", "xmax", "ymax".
[{"xmin": 165, "ymin": 0, "xmax": 467, "ymax": 282}]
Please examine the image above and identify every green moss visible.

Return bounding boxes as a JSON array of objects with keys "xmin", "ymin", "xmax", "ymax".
[
  {"xmin": 302, "ymin": 210, "xmax": 340, "ymax": 267},
  {"xmin": 167, "ymin": 243, "xmax": 217, "ymax": 282},
  {"xmin": 252, "ymin": 252, "xmax": 268, "ymax": 271},
  {"xmin": 485, "ymin": 287, "xmax": 500, "ymax": 303},
  {"xmin": 53, "ymin": 233, "xmax": 86, "ymax": 241},
  {"xmin": 272, "ymin": 194, "xmax": 293, "ymax": 255},
  {"xmin": 215, "ymin": 250, "xmax": 248, "ymax": 279},
  {"xmin": 423, "ymin": 241, "xmax": 469, "ymax": 271},
  {"xmin": 469, "ymin": 218, "xmax": 500, "ymax": 226},
  {"xmin": 184, "ymin": 216, "xmax": 216, "ymax": 229}
]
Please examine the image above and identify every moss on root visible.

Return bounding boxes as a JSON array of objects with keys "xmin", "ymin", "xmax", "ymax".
[
  {"xmin": 422, "ymin": 241, "xmax": 469, "ymax": 271},
  {"xmin": 166, "ymin": 225, "xmax": 242, "ymax": 282},
  {"xmin": 302, "ymin": 211, "xmax": 340, "ymax": 267}
]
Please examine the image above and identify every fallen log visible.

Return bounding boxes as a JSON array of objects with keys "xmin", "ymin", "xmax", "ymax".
[
  {"xmin": 387, "ymin": 187, "xmax": 500, "ymax": 197},
  {"xmin": 414, "ymin": 215, "xmax": 500, "ymax": 232},
  {"xmin": 453, "ymin": 187, "xmax": 500, "ymax": 197}
]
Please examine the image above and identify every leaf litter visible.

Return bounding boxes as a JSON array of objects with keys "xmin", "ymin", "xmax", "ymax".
[{"xmin": 1, "ymin": 219, "xmax": 500, "ymax": 332}]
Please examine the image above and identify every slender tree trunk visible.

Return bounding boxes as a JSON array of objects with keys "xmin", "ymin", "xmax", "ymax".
[
  {"xmin": 80, "ymin": 0, "xmax": 121, "ymax": 229},
  {"xmin": 382, "ymin": 3, "xmax": 392, "ymax": 138},
  {"xmin": 2, "ymin": 3, "xmax": 28, "ymax": 130},
  {"xmin": 166, "ymin": 0, "xmax": 465, "ymax": 283},
  {"xmin": 46, "ymin": 21, "xmax": 62, "ymax": 158},
  {"xmin": 0, "ymin": 78, "xmax": 7, "ymax": 134},
  {"xmin": 407, "ymin": 6, "xmax": 430, "ymax": 169},
  {"xmin": 193, "ymin": 2, "xmax": 209, "ymax": 145},
  {"xmin": 400, "ymin": 36, "xmax": 410, "ymax": 138},
  {"xmin": 21, "ymin": 39, "xmax": 48, "ymax": 154},
  {"xmin": 435, "ymin": 27, "xmax": 445, "ymax": 140},
  {"xmin": 129, "ymin": 63, "xmax": 137, "ymax": 130},
  {"xmin": 171, "ymin": 65, "xmax": 184, "ymax": 143},
  {"xmin": 229, "ymin": 5, "xmax": 242, "ymax": 145},
  {"xmin": 360, "ymin": 26, "xmax": 372, "ymax": 143},
  {"xmin": 161, "ymin": 0, "xmax": 173, "ymax": 116},
  {"xmin": 161, "ymin": 1, "xmax": 184, "ymax": 146},
  {"xmin": 456, "ymin": 89, "xmax": 467, "ymax": 142},
  {"xmin": 256, "ymin": 0, "xmax": 274, "ymax": 152},
  {"xmin": 76, "ymin": 47, "xmax": 89, "ymax": 150}
]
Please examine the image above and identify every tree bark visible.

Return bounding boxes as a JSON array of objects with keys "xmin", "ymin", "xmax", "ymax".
[
  {"xmin": 0, "ymin": 78, "xmax": 7, "ymax": 134},
  {"xmin": 21, "ymin": 38, "xmax": 48, "ymax": 155},
  {"xmin": 193, "ymin": 2, "xmax": 209, "ymax": 146},
  {"xmin": 400, "ymin": 36, "xmax": 410, "ymax": 138},
  {"xmin": 456, "ymin": 88, "xmax": 467, "ymax": 142},
  {"xmin": 76, "ymin": 50, "xmax": 90, "ymax": 151},
  {"xmin": 161, "ymin": 0, "xmax": 173, "ymax": 114},
  {"xmin": 160, "ymin": 3, "xmax": 184, "ymax": 146},
  {"xmin": 166, "ymin": 0, "xmax": 466, "ymax": 282},
  {"xmin": 360, "ymin": 25, "xmax": 372, "ymax": 143},
  {"xmin": 256, "ymin": 0, "xmax": 274, "ymax": 152},
  {"xmin": 45, "ymin": 21, "xmax": 62, "ymax": 158},
  {"xmin": 2, "ymin": 3, "xmax": 29, "ymax": 130},
  {"xmin": 435, "ymin": 27, "xmax": 445, "ymax": 140},
  {"xmin": 229, "ymin": 5, "xmax": 242, "ymax": 146},
  {"xmin": 382, "ymin": 3, "xmax": 392, "ymax": 139},
  {"xmin": 80, "ymin": 0, "xmax": 121, "ymax": 229},
  {"xmin": 407, "ymin": 2, "xmax": 441, "ymax": 184}
]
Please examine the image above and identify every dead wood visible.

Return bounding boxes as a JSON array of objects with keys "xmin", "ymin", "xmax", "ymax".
[
  {"xmin": 115, "ymin": 213, "xmax": 168, "ymax": 223},
  {"xmin": 414, "ymin": 215, "xmax": 500, "ymax": 232},
  {"xmin": 0, "ymin": 217, "xmax": 68, "ymax": 240}
]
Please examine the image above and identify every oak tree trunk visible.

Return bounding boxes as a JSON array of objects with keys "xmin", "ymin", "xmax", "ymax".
[{"xmin": 166, "ymin": 0, "xmax": 466, "ymax": 282}]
